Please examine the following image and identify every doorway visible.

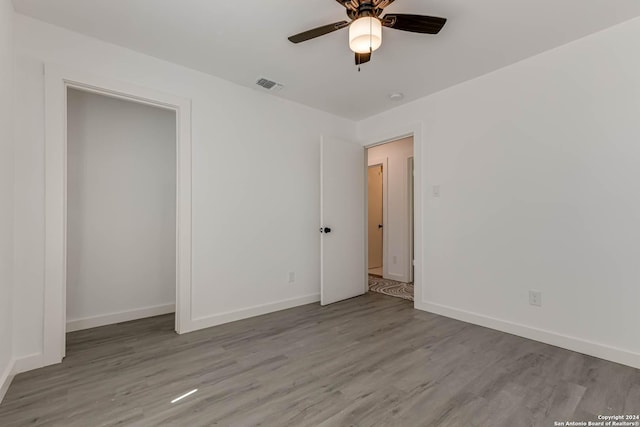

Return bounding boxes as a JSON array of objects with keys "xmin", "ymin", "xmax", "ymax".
[
  {"xmin": 319, "ymin": 127, "xmax": 422, "ymax": 309},
  {"xmin": 368, "ymin": 164, "xmax": 384, "ymax": 277},
  {"xmin": 43, "ymin": 65, "xmax": 193, "ymax": 367},
  {"xmin": 65, "ymin": 88, "xmax": 177, "ymax": 336},
  {"xmin": 366, "ymin": 136, "xmax": 414, "ymax": 301}
]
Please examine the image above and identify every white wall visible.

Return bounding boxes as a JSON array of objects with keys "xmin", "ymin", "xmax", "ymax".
[
  {"xmin": 14, "ymin": 9, "xmax": 640, "ymax": 373},
  {"xmin": 12, "ymin": 15, "xmax": 356, "ymax": 365},
  {"xmin": 368, "ymin": 137, "xmax": 414, "ymax": 283},
  {"xmin": 0, "ymin": 0, "xmax": 14, "ymax": 398},
  {"xmin": 66, "ymin": 89, "xmax": 176, "ymax": 329},
  {"xmin": 358, "ymin": 17, "xmax": 640, "ymax": 368}
]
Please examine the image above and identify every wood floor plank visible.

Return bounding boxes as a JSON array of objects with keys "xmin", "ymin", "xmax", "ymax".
[{"xmin": 1, "ymin": 293, "xmax": 638, "ymax": 426}]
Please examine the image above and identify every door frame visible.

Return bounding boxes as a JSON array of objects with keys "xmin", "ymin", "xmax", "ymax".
[
  {"xmin": 408, "ymin": 156, "xmax": 415, "ymax": 283},
  {"xmin": 43, "ymin": 64, "xmax": 193, "ymax": 367},
  {"xmin": 362, "ymin": 122, "xmax": 423, "ymax": 307}
]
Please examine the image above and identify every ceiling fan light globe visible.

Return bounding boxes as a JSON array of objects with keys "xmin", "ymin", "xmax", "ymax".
[{"xmin": 349, "ymin": 17, "xmax": 382, "ymax": 54}]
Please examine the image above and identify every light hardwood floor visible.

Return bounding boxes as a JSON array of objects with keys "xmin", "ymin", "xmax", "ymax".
[
  {"xmin": 368, "ymin": 267, "xmax": 383, "ymax": 277},
  {"xmin": 1, "ymin": 293, "xmax": 638, "ymax": 426}
]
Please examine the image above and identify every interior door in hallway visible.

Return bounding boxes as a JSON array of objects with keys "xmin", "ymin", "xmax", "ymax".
[
  {"xmin": 320, "ymin": 135, "xmax": 366, "ymax": 306},
  {"xmin": 368, "ymin": 165, "xmax": 383, "ymax": 269}
]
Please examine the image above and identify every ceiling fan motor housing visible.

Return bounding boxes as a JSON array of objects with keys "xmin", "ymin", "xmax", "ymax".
[
  {"xmin": 344, "ymin": 0, "xmax": 394, "ymax": 19},
  {"xmin": 347, "ymin": 1, "xmax": 381, "ymax": 20}
]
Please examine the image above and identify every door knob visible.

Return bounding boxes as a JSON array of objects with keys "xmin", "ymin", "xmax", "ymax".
[
  {"xmin": 378, "ymin": 224, "xmax": 383, "ymax": 229},
  {"xmin": 320, "ymin": 227, "xmax": 332, "ymax": 233}
]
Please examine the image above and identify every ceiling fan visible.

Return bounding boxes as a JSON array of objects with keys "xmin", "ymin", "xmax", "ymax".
[{"xmin": 288, "ymin": 0, "xmax": 447, "ymax": 67}]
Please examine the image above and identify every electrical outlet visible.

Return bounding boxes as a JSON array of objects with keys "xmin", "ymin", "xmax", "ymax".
[
  {"xmin": 432, "ymin": 185, "xmax": 441, "ymax": 198},
  {"xmin": 529, "ymin": 290, "xmax": 542, "ymax": 307},
  {"xmin": 288, "ymin": 272, "xmax": 295, "ymax": 283}
]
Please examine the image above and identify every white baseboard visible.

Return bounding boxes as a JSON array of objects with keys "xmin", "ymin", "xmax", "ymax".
[
  {"xmin": 14, "ymin": 297, "xmax": 318, "ymax": 376},
  {"xmin": 13, "ymin": 353, "xmax": 45, "ymax": 375},
  {"xmin": 416, "ymin": 300, "xmax": 640, "ymax": 370},
  {"xmin": 185, "ymin": 293, "xmax": 320, "ymax": 333},
  {"xmin": 66, "ymin": 303, "xmax": 176, "ymax": 332},
  {"xmin": 0, "ymin": 359, "xmax": 15, "ymax": 404}
]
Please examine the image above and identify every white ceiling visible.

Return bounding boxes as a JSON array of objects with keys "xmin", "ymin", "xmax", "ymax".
[{"xmin": 12, "ymin": 0, "xmax": 640, "ymax": 120}]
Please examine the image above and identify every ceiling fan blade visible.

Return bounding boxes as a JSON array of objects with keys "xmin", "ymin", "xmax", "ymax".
[
  {"xmin": 288, "ymin": 21, "xmax": 349, "ymax": 44},
  {"xmin": 336, "ymin": 0, "xmax": 358, "ymax": 13},
  {"xmin": 373, "ymin": 0, "xmax": 397, "ymax": 11},
  {"xmin": 355, "ymin": 51, "xmax": 371, "ymax": 66},
  {"xmin": 382, "ymin": 14, "xmax": 447, "ymax": 34}
]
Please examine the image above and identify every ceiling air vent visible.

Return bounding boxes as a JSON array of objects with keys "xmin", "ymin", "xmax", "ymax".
[{"xmin": 256, "ymin": 77, "xmax": 283, "ymax": 91}]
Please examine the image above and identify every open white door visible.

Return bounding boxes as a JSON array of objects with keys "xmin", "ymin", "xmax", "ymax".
[{"xmin": 320, "ymin": 135, "xmax": 366, "ymax": 305}]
